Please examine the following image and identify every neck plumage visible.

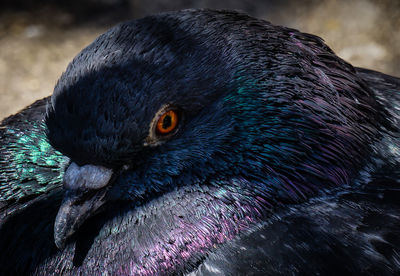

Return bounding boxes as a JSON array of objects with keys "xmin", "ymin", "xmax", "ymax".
[{"xmin": 36, "ymin": 179, "xmax": 269, "ymax": 275}]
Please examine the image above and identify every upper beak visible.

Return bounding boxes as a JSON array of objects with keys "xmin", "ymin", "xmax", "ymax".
[{"xmin": 54, "ymin": 162, "xmax": 113, "ymax": 249}]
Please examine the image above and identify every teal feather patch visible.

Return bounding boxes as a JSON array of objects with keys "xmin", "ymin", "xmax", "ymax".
[
  {"xmin": 0, "ymin": 122, "xmax": 67, "ymax": 203},
  {"xmin": 0, "ymin": 99, "xmax": 68, "ymax": 221}
]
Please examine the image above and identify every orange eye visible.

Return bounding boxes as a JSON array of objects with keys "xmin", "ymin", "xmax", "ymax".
[{"xmin": 156, "ymin": 110, "xmax": 179, "ymax": 135}]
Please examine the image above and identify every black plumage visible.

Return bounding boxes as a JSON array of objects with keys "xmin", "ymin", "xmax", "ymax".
[{"xmin": 0, "ymin": 9, "xmax": 399, "ymax": 275}]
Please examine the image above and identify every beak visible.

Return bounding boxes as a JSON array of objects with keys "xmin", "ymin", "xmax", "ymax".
[{"xmin": 54, "ymin": 162, "xmax": 113, "ymax": 249}]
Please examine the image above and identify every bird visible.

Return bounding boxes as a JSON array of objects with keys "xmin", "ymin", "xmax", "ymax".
[{"xmin": 0, "ymin": 9, "xmax": 399, "ymax": 275}]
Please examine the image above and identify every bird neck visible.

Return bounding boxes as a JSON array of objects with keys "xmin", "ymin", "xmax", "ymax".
[{"xmin": 72, "ymin": 178, "xmax": 271, "ymax": 275}]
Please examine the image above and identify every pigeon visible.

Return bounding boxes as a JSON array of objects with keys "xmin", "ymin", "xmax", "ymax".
[{"xmin": 0, "ymin": 9, "xmax": 399, "ymax": 275}]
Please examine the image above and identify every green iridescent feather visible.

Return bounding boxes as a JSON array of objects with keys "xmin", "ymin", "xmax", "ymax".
[{"xmin": 0, "ymin": 98, "xmax": 67, "ymax": 220}]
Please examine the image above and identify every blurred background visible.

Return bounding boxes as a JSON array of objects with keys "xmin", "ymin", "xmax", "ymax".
[{"xmin": 0, "ymin": 0, "xmax": 399, "ymax": 119}]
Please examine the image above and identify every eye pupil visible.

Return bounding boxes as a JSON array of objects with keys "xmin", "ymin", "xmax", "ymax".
[{"xmin": 162, "ymin": 115, "xmax": 172, "ymax": 129}]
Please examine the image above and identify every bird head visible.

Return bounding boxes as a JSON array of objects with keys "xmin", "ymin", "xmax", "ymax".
[{"xmin": 45, "ymin": 10, "xmax": 382, "ymax": 249}]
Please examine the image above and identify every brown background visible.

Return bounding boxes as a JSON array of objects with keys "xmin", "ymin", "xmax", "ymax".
[{"xmin": 0, "ymin": 0, "xmax": 399, "ymax": 119}]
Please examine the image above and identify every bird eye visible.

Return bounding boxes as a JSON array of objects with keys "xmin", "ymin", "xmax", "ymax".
[
  {"xmin": 156, "ymin": 110, "xmax": 179, "ymax": 135},
  {"xmin": 144, "ymin": 105, "xmax": 182, "ymax": 146}
]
